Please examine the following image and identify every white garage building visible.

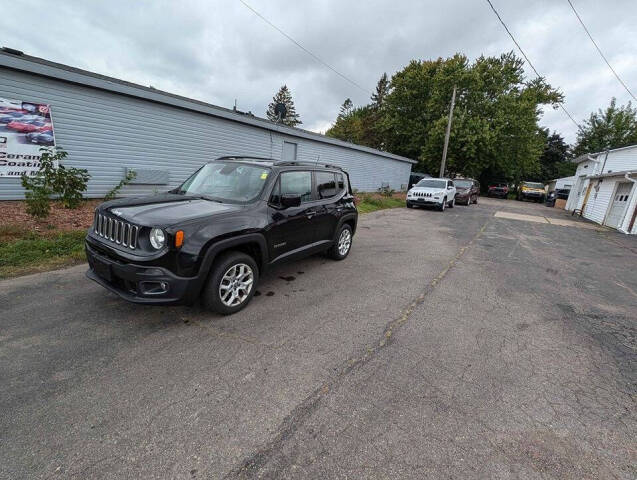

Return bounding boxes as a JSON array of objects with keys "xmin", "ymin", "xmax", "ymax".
[
  {"xmin": 566, "ymin": 144, "xmax": 637, "ymax": 234},
  {"xmin": 0, "ymin": 48, "xmax": 415, "ymax": 200}
]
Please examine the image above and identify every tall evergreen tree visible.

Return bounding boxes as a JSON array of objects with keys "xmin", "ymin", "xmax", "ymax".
[
  {"xmin": 338, "ymin": 98, "xmax": 353, "ymax": 119},
  {"xmin": 537, "ymin": 129, "xmax": 574, "ymax": 181},
  {"xmin": 572, "ymin": 98, "xmax": 637, "ymax": 156},
  {"xmin": 371, "ymin": 72, "xmax": 389, "ymax": 109},
  {"xmin": 266, "ymin": 85, "xmax": 302, "ymax": 127}
]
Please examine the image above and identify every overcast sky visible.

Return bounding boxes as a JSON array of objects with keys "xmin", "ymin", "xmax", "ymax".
[{"xmin": 3, "ymin": 0, "xmax": 636, "ymax": 144}]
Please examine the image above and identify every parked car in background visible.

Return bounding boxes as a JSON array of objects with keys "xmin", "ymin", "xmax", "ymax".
[
  {"xmin": 406, "ymin": 178, "xmax": 456, "ymax": 211},
  {"xmin": 487, "ymin": 182, "xmax": 509, "ymax": 198},
  {"xmin": 517, "ymin": 181, "xmax": 546, "ymax": 202},
  {"xmin": 408, "ymin": 172, "xmax": 431, "ymax": 189},
  {"xmin": 545, "ymin": 188, "xmax": 571, "ymax": 207},
  {"xmin": 454, "ymin": 178, "xmax": 479, "ymax": 205},
  {"xmin": 85, "ymin": 157, "xmax": 358, "ymax": 315}
]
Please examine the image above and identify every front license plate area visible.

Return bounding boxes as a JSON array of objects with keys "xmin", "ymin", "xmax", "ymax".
[{"xmin": 93, "ymin": 257, "xmax": 112, "ymax": 282}]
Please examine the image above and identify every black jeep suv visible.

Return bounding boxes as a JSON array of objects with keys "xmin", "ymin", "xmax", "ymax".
[{"xmin": 85, "ymin": 157, "xmax": 358, "ymax": 314}]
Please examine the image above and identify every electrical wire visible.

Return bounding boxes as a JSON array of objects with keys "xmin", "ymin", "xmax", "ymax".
[
  {"xmin": 567, "ymin": 0, "xmax": 636, "ymax": 102},
  {"xmin": 484, "ymin": 0, "xmax": 581, "ymax": 130},
  {"xmin": 237, "ymin": 0, "xmax": 371, "ymax": 95}
]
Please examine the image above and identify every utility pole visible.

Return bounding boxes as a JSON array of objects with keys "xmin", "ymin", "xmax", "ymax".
[{"xmin": 439, "ymin": 85, "xmax": 457, "ymax": 178}]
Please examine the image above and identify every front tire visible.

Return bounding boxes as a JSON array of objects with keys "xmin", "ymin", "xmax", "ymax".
[
  {"xmin": 202, "ymin": 251, "xmax": 259, "ymax": 315},
  {"xmin": 439, "ymin": 197, "xmax": 446, "ymax": 211},
  {"xmin": 328, "ymin": 224, "xmax": 353, "ymax": 260},
  {"xmin": 406, "ymin": 202, "xmax": 413, "ymax": 209}
]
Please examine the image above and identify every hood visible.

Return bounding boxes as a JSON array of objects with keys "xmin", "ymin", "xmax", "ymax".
[
  {"xmin": 456, "ymin": 186, "xmax": 470, "ymax": 192},
  {"xmin": 101, "ymin": 193, "xmax": 244, "ymax": 226}
]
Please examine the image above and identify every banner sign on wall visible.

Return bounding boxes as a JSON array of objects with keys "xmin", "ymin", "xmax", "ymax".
[{"xmin": 0, "ymin": 97, "xmax": 56, "ymax": 178}]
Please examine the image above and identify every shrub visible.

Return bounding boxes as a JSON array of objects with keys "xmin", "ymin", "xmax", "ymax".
[
  {"xmin": 378, "ymin": 185, "xmax": 395, "ymax": 197},
  {"xmin": 104, "ymin": 169, "xmax": 136, "ymax": 201},
  {"xmin": 20, "ymin": 148, "xmax": 90, "ymax": 218}
]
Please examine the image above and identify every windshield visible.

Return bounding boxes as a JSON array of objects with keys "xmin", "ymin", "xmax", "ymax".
[
  {"xmin": 416, "ymin": 179, "xmax": 446, "ymax": 189},
  {"xmin": 454, "ymin": 180, "xmax": 473, "ymax": 188},
  {"xmin": 524, "ymin": 182, "xmax": 544, "ymax": 189},
  {"xmin": 177, "ymin": 162, "xmax": 271, "ymax": 203}
]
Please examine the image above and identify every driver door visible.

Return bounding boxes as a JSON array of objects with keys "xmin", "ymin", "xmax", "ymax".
[{"xmin": 266, "ymin": 171, "xmax": 317, "ymax": 262}]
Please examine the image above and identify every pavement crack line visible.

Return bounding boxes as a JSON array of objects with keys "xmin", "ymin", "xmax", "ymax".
[{"xmin": 224, "ymin": 219, "xmax": 491, "ymax": 479}]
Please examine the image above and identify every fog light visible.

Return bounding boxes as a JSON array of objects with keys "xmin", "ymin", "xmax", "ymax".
[{"xmin": 140, "ymin": 281, "xmax": 169, "ymax": 295}]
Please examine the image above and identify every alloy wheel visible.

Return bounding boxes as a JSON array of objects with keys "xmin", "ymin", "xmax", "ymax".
[
  {"xmin": 219, "ymin": 263, "xmax": 254, "ymax": 307},
  {"xmin": 338, "ymin": 229, "xmax": 352, "ymax": 256}
]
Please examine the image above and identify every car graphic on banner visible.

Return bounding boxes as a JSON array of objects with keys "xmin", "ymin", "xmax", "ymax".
[{"xmin": 0, "ymin": 97, "xmax": 56, "ymax": 178}]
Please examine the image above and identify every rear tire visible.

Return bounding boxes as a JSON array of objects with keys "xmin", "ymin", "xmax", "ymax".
[
  {"xmin": 449, "ymin": 198, "xmax": 455, "ymax": 208},
  {"xmin": 202, "ymin": 251, "xmax": 259, "ymax": 315},
  {"xmin": 328, "ymin": 224, "xmax": 353, "ymax": 260}
]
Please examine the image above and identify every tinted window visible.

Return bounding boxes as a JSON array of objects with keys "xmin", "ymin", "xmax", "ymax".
[
  {"xmin": 448, "ymin": 181, "xmax": 454, "ymax": 187},
  {"xmin": 316, "ymin": 172, "xmax": 337, "ymax": 199},
  {"xmin": 454, "ymin": 179, "xmax": 473, "ymax": 188},
  {"xmin": 280, "ymin": 171, "xmax": 312, "ymax": 202},
  {"xmin": 336, "ymin": 173, "xmax": 345, "ymax": 191}
]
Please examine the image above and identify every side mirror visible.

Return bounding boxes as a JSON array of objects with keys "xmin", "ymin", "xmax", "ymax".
[
  {"xmin": 281, "ymin": 194, "xmax": 301, "ymax": 208},
  {"xmin": 447, "ymin": 186, "xmax": 453, "ymax": 190}
]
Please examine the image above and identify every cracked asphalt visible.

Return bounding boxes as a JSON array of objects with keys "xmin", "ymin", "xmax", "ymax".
[{"xmin": 1, "ymin": 198, "xmax": 636, "ymax": 479}]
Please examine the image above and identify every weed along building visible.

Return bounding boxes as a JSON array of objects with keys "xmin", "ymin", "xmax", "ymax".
[
  {"xmin": 566, "ymin": 144, "xmax": 637, "ymax": 234},
  {"xmin": 0, "ymin": 49, "xmax": 415, "ymax": 200}
]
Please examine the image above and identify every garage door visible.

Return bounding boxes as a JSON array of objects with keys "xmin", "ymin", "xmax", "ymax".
[{"xmin": 605, "ymin": 182, "xmax": 633, "ymax": 228}]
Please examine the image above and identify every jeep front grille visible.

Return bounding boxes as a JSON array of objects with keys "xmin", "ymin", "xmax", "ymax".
[
  {"xmin": 414, "ymin": 192, "xmax": 433, "ymax": 197},
  {"xmin": 94, "ymin": 212, "xmax": 139, "ymax": 249}
]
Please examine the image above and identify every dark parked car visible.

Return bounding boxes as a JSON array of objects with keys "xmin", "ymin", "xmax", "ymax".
[
  {"xmin": 408, "ymin": 172, "xmax": 431, "ymax": 189},
  {"xmin": 85, "ymin": 157, "xmax": 358, "ymax": 315},
  {"xmin": 487, "ymin": 182, "xmax": 509, "ymax": 198},
  {"xmin": 454, "ymin": 178, "xmax": 479, "ymax": 205},
  {"xmin": 545, "ymin": 188, "xmax": 570, "ymax": 207}
]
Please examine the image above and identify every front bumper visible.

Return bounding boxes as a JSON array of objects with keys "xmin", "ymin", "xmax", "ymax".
[
  {"xmin": 85, "ymin": 242, "xmax": 200, "ymax": 305},
  {"xmin": 521, "ymin": 191, "xmax": 544, "ymax": 199},
  {"xmin": 407, "ymin": 197, "xmax": 443, "ymax": 206}
]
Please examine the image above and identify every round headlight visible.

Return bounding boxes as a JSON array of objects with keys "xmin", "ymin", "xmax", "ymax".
[{"xmin": 149, "ymin": 228, "xmax": 165, "ymax": 250}]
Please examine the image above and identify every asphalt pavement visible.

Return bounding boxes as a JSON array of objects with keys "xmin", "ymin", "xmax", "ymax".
[{"xmin": 1, "ymin": 198, "xmax": 635, "ymax": 479}]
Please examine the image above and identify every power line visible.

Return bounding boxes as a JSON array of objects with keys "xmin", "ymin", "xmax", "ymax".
[
  {"xmin": 484, "ymin": 0, "xmax": 581, "ymax": 130},
  {"xmin": 567, "ymin": 0, "xmax": 636, "ymax": 102},
  {"xmin": 237, "ymin": 0, "xmax": 371, "ymax": 96}
]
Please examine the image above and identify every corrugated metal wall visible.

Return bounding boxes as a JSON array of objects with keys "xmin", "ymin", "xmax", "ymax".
[{"xmin": 0, "ymin": 67, "xmax": 412, "ymax": 199}]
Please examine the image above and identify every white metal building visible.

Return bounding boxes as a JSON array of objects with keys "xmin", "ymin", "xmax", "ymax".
[
  {"xmin": 0, "ymin": 49, "xmax": 415, "ymax": 200},
  {"xmin": 566, "ymin": 144, "xmax": 637, "ymax": 234},
  {"xmin": 545, "ymin": 176, "xmax": 575, "ymax": 192}
]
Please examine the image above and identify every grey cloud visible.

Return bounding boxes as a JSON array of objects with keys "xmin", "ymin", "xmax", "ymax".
[{"xmin": 2, "ymin": 0, "xmax": 636, "ymax": 143}]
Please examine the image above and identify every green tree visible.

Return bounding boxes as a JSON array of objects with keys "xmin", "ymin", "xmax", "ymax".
[
  {"xmin": 572, "ymin": 98, "xmax": 637, "ymax": 156},
  {"xmin": 382, "ymin": 52, "xmax": 562, "ymax": 184},
  {"xmin": 266, "ymin": 85, "xmax": 302, "ymax": 127},
  {"xmin": 338, "ymin": 98, "xmax": 353, "ymax": 119},
  {"xmin": 536, "ymin": 129, "xmax": 574, "ymax": 181}
]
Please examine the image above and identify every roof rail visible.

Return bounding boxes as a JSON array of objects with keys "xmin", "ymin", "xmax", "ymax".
[
  {"xmin": 214, "ymin": 155, "xmax": 275, "ymax": 162},
  {"xmin": 274, "ymin": 160, "xmax": 343, "ymax": 170}
]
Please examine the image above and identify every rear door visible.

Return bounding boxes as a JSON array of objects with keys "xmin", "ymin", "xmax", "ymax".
[
  {"xmin": 267, "ymin": 170, "xmax": 316, "ymax": 260},
  {"xmin": 313, "ymin": 171, "xmax": 340, "ymax": 241}
]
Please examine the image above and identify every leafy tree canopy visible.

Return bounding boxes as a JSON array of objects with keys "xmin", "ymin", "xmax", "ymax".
[
  {"xmin": 327, "ymin": 53, "xmax": 563, "ymax": 185},
  {"xmin": 266, "ymin": 85, "xmax": 302, "ymax": 127},
  {"xmin": 572, "ymin": 98, "xmax": 637, "ymax": 156}
]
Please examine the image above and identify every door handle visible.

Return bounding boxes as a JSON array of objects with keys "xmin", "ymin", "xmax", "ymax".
[{"xmin": 305, "ymin": 209, "xmax": 317, "ymax": 218}]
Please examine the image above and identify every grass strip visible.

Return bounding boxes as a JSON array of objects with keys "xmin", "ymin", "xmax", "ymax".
[{"xmin": 0, "ymin": 229, "xmax": 87, "ymax": 279}]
